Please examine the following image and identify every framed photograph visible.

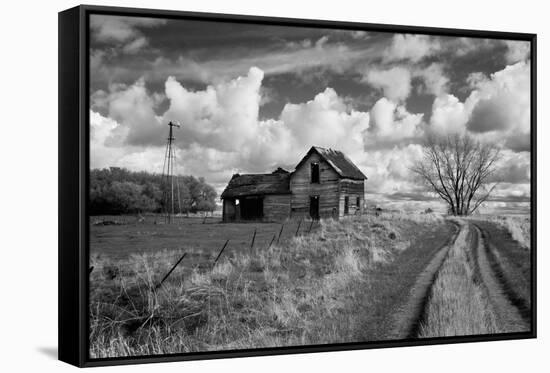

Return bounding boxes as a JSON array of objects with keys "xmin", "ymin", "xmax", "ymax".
[{"xmin": 58, "ymin": 4, "xmax": 536, "ymax": 367}]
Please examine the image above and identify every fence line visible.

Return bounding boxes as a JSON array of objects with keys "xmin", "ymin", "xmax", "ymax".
[{"xmin": 93, "ymin": 219, "xmax": 322, "ymax": 291}]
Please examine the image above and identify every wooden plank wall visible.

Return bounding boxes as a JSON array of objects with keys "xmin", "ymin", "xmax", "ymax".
[
  {"xmin": 338, "ymin": 179, "xmax": 365, "ymax": 217},
  {"xmin": 290, "ymin": 152, "xmax": 340, "ymax": 219},
  {"xmin": 264, "ymin": 194, "xmax": 291, "ymax": 221},
  {"xmin": 222, "ymin": 199, "xmax": 237, "ymax": 222}
]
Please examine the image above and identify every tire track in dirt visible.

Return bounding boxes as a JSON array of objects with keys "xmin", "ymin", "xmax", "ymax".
[
  {"xmin": 472, "ymin": 223, "xmax": 530, "ymax": 332},
  {"xmin": 388, "ymin": 221, "xmax": 460, "ymax": 339}
]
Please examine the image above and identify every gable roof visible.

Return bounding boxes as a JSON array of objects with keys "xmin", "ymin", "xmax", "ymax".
[
  {"xmin": 221, "ymin": 171, "xmax": 291, "ymax": 199},
  {"xmin": 295, "ymin": 146, "xmax": 368, "ymax": 180}
]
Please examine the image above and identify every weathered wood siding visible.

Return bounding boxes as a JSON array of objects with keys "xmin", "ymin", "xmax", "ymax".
[
  {"xmin": 264, "ymin": 194, "xmax": 291, "ymax": 221},
  {"xmin": 222, "ymin": 198, "xmax": 237, "ymax": 222},
  {"xmin": 224, "ymin": 195, "xmax": 290, "ymax": 222},
  {"xmin": 338, "ymin": 179, "xmax": 365, "ymax": 217},
  {"xmin": 290, "ymin": 152, "xmax": 340, "ymax": 219}
]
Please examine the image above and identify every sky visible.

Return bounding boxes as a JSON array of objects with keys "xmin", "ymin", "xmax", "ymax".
[{"xmin": 89, "ymin": 14, "xmax": 532, "ymax": 214}]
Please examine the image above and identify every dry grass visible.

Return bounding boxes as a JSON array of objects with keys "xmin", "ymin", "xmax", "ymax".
[
  {"xmin": 90, "ymin": 213, "xmax": 521, "ymax": 356},
  {"xmin": 463, "ymin": 215, "xmax": 531, "ymax": 250},
  {"xmin": 417, "ymin": 221, "xmax": 500, "ymax": 337},
  {"xmin": 490, "ymin": 216, "xmax": 531, "ymax": 250},
  {"xmin": 89, "ymin": 214, "xmax": 416, "ymax": 358}
]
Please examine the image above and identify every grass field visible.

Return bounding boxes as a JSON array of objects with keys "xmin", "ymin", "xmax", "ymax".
[
  {"xmin": 91, "ymin": 216, "xmax": 310, "ymax": 261},
  {"xmin": 89, "ymin": 212, "xmax": 531, "ymax": 358},
  {"xmin": 483, "ymin": 215, "xmax": 531, "ymax": 250}
]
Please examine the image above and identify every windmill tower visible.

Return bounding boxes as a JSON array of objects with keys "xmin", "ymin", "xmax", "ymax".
[{"xmin": 161, "ymin": 121, "xmax": 182, "ymax": 223}]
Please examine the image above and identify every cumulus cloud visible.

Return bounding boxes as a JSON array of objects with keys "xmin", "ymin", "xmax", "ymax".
[
  {"xmin": 430, "ymin": 94, "xmax": 471, "ymax": 134},
  {"xmin": 384, "ymin": 34, "xmax": 440, "ymax": 63},
  {"xmin": 468, "ymin": 96, "xmax": 515, "ymax": 132},
  {"xmin": 360, "ymin": 144, "xmax": 425, "ymax": 195},
  {"xmin": 364, "ymin": 67, "xmax": 412, "ymax": 102},
  {"xmin": 368, "ymin": 98, "xmax": 423, "ymax": 143},
  {"xmin": 416, "ymin": 63, "xmax": 449, "ymax": 96},
  {"xmin": 426, "ymin": 62, "xmax": 530, "ymax": 152},
  {"xmin": 164, "ymin": 68, "xmax": 294, "ymax": 173},
  {"xmin": 90, "ymin": 111, "xmax": 123, "ymax": 169},
  {"xmin": 504, "ymin": 40, "xmax": 530, "ymax": 64},
  {"xmin": 91, "ymin": 56, "xmax": 531, "ymax": 208},
  {"xmin": 280, "ymin": 88, "xmax": 369, "ymax": 149},
  {"xmin": 466, "ymin": 62, "xmax": 530, "ymax": 150},
  {"xmin": 162, "ymin": 67, "xmax": 264, "ymax": 151},
  {"xmin": 105, "ymin": 78, "xmax": 164, "ymax": 147},
  {"xmin": 88, "ymin": 21, "xmax": 532, "ymax": 213},
  {"xmin": 91, "ymin": 67, "xmax": 374, "ymax": 192},
  {"xmin": 90, "ymin": 65, "xmax": 445, "ymax": 199},
  {"xmin": 361, "ymin": 62, "xmax": 449, "ymax": 103}
]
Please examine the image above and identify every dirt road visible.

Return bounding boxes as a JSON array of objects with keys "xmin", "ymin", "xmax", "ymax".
[
  {"xmin": 393, "ymin": 219, "xmax": 531, "ymax": 339},
  {"xmin": 471, "ymin": 221, "xmax": 531, "ymax": 332}
]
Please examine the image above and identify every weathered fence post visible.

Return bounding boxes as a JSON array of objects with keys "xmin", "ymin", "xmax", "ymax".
[
  {"xmin": 267, "ymin": 234, "xmax": 276, "ymax": 250},
  {"xmin": 295, "ymin": 219, "xmax": 302, "ymax": 237},
  {"xmin": 213, "ymin": 239, "xmax": 230, "ymax": 266},
  {"xmin": 250, "ymin": 228, "xmax": 257, "ymax": 251},
  {"xmin": 308, "ymin": 219, "xmax": 315, "ymax": 234},
  {"xmin": 155, "ymin": 252, "xmax": 187, "ymax": 290},
  {"xmin": 276, "ymin": 223, "xmax": 285, "ymax": 244}
]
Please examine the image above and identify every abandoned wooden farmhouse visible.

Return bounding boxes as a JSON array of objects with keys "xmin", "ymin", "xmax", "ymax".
[{"xmin": 221, "ymin": 146, "xmax": 367, "ymax": 222}]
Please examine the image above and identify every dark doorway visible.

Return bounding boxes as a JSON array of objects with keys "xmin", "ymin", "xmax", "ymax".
[
  {"xmin": 310, "ymin": 195, "xmax": 320, "ymax": 220},
  {"xmin": 240, "ymin": 196, "xmax": 264, "ymax": 220},
  {"xmin": 344, "ymin": 196, "xmax": 349, "ymax": 215}
]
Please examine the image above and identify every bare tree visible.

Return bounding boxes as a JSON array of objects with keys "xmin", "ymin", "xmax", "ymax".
[{"xmin": 411, "ymin": 133, "xmax": 501, "ymax": 216}]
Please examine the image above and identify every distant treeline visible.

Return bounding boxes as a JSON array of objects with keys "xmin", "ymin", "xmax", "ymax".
[{"xmin": 90, "ymin": 167, "xmax": 217, "ymax": 215}]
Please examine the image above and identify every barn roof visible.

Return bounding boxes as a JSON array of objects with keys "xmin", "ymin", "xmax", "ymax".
[
  {"xmin": 296, "ymin": 146, "xmax": 368, "ymax": 180},
  {"xmin": 221, "ymin": 171, "xmax": 291, "ymax": 199}
]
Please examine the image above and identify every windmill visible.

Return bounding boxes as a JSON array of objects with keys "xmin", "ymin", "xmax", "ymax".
[{"xmin": 161, "ymin": 121, "xmax": 182, "ymax": 223}]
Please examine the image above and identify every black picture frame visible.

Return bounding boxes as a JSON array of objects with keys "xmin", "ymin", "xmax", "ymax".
[{"xmin": 59, "ymin": 4, "xmax": 537, "ymax": 368}]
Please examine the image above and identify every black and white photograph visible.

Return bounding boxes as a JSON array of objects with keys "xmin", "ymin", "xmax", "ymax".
[{"xmin": 87, "ymin": 11, "xmax": 533, "ymax": 359}]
